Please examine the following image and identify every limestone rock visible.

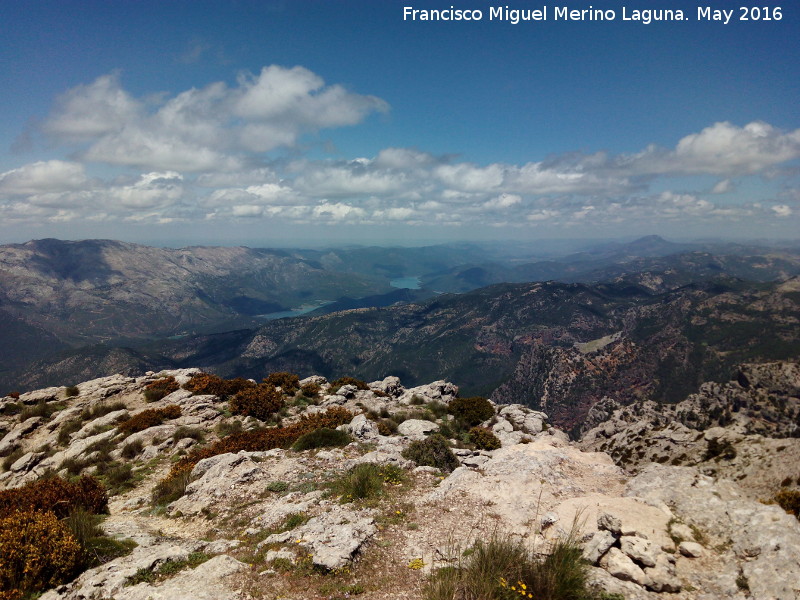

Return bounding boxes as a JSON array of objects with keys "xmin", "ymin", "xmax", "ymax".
[
  {"xmin": 399, "ymin": 380, "xmax": 458, "ymax": 405},
  {"xmin": 19, "ymin": 386, "xmax": 63, "ymax": 404},
  {"xmin": 643, "ymin": 552, "xmax": 681, "ymax": 593},
  {"xmin": 583, "ymin": 529, "xmax": 616, "ymax": 565},
  {"xmin": 10, "ymin": 450, "xmax": 44, "ymax": 473},
  {"xmin": 260, "ymin": 506, "xmax": 377, "ymax": 570},
  {"xmin": 397, "ymin": 419, "xmax": 439, "ymax": 438},
  {"xmin": 370, "ymin": 376, "xmax": 405, "ymax": 397},
  {"xmin": 679, "ymin": 541, "xmax": 704, "ymax": 557},
  {"xmin": 170, "ymin": 453, "xmax": 264, "ymax": 516},
  {"xmin": 628, "ymin": 464, "xmax": 800, "ymax": 600},
  {"xmin": 600, "ymin": 547, "xmax": 651, "ymax": 587},
  {"xmin": 620, "ymin": 535, "xmax": 659, "ymax": 568},
  {"xmin": 598, "ymin": 512, "xmax": 622, "ymax": 535},
  {"xmin": 341, "ymin": 414, "xmax": 380, "ymax": 440}
]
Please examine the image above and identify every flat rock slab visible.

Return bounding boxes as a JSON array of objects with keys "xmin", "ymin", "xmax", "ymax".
[{"xmin": 261, "ymin": 506, "xmax": 377, "ymax": 570}]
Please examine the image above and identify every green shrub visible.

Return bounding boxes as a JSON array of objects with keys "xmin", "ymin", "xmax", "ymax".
[
  {"xmin": 215, "ymin": 419, "xmax": 242, "ymax": 438},
  {"xmin": 292, "ymin": 427, "xmax": 352, "ymax": 451},
  {"xmin": 377, "ymin": 419, "xmax": 397, "ymax": 436},
  {"xmin": 81, "ymin": 401, "xmax": 127, "ymax": 421},
  {"xmin": 424, "ymin": 529, "xmax": 592, "ymax": 600},
  {"xmin": 402, "ymin": 434, "xmax": 460, "ymax": 472},
  {"xmin": 266, "ymin": 481, "xmax": 289, "ymax": 493},
  {"xmin": 448, "ymin": 397, "xmax": 495, "ymax": 427},
  {"xmin": 118, "ymin": 405, "xmax": 181, "ymax": 435},
  {"xmin": 120, "ymin": 439, "xmax": 144, "ymax": 459},
  {"xmin": 58, "ymin": 418, "xmax": 83, "ymax": 446},
  {"xmin": 143, "ymin": 376, "xmax": 179, "ymax": 402},
  {"xmin": 19, "ymin": 399, "xmax": 66, "ymax": 422},
  {"xmin": 704, "ymin": 438, "xmax": 737, "ymax": 461},
  {"xmin": 65, "ymin": 385, "xmax": 80, "ymax": 397},
  {"xmin": 329, "ymin": 463, "xmax": 404, "ymax": 503},
  {"xmin": 264, "ymin": 372, "xmax": 301, "ymax": 395},
  {"xmin": 151, "ymin": 465, "xmax": 192, "ymax": 506},
  {"xmin": 0, "ymin": 475, "xmax": 107, "ymax": 519},
  {"xmin": 229, "ymin": 384, "xmax": 284, "ymax": 421},
  {"xmin": 0, "ymin": 401, "xmax": 22, "ymax": 416},
  {"xmin": 172, "ymin": 426, "xmax": 205, "ymax": 443},
  {"xmin": 0, "ymin": 510, "xmax": 82, "ymax": 597},
  {"xmin": 469, "ymin": 427, "xmax": 502, "ymax": 451}
]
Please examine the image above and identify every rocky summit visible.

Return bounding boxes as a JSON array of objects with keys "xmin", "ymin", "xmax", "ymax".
[{"xmin": 1, "ymin": 366, "xmax": 799, "ymax": 599}]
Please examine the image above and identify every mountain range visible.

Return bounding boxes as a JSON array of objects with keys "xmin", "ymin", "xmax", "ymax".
[{"xmin": 2, "ymin": 236, "xmax": 800, "ymax": 434}]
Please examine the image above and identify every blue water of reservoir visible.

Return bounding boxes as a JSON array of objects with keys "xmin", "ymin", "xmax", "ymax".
[
  {"xmin": 258, "ymin": 301, "xmax": 334, "ymax": 320},
  {"xmin": 389, "ymin": 276, "xmax": 421, "ymax": 289}
]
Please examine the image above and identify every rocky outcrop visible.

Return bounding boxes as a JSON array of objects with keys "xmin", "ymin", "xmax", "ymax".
[
  {"xmin": 259, "ymin": 506, "xmax": 378, "ymax": 570},
  {"xmin": 5, "ymin": 368, "xmax": 800, "ymax": 600},
  {"xmin": 580, "ymin": 361, "xmax": 800, "ymax": 498}
]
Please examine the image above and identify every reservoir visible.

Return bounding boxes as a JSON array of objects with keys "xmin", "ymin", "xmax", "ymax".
[{"xmin": 389, "ymin": 276, "xmax": 421, "ymax": 289}]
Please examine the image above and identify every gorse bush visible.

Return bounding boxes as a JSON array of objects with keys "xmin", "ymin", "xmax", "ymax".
[
  {"xmin": 300, "ymin": 381, "xmax": 321, "ymax": 398},
  {"xmin": 448, "ymin": 397, "xmax": 495, "ymax": 427},
  {"xmin": 117, "ymin": 405, "xmax": 181, "ymax": 435},
  {"xmin": 0, "ymin": 475, "xmax": 108, "ymax": 519},
  {"xmin": 183, "ymin": 373, "xmax": 254, "ymax": 397},
  {"xmin": 292, "ymin": 427, "xmax": 352, "ymax": 451},
  {"xmin": 772, "ymin": 489, "xmax": 800, "ymax": 520},
  {"xmin": 263, "ymin": 372, "xmax": 300, "ymax": 395},
  {"xmin": 329, "ymin": 376, "xmax": 369, "ymax": 394},
  {"xmin": 469, "ymin": 427, "xmax": 502, "ymax": 451},
  {"xmin": 402, "ymin": 434, "xmax": 460, "ymax": 473},
  {"xmin": 143, "ymin": 377, "xmax": 179, "ymax": 402},
  {"xmin": 0, "ymin": 510, "xmax": 82, "ymax": 597},
  {"xmin": 229, "ymin": 383, "xmax": 284, "ymax": 421},
  {"xmin": 160, "ymin": 407, "xmax": 353, "ymax": 497}
]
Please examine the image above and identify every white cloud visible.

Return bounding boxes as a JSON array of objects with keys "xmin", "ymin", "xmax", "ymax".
[
  {"xmin": 772, "ymin": 204, "xmax": 793, "ymax": 217},
  {"xmin": 43, "ymin": 73, "xmax": 141, "ymax": 140},
  {"xmin": 7, "ymin": 106, "xmax": 800, "ymax": 234},
  {"xmin": 631, "ymin": 121, "xmax": 800, "ymax": 176},
  {"xmin": 484, "ymin": 194, "xmax": 521, "ymax": 209},
  {"xmin": 711, "ymin": 179, "xmax": 734, "ymax": 194},
  {"xmin": 312, "ymin": 202, "xmax": 367, "ymax": 221},
  {"xmin": 42, "ymin": 67, "xmax": 389, "ymax": 171},
  {"xmin": 0, "ymin": 160, "xmax": 88, "ymax": 195}
]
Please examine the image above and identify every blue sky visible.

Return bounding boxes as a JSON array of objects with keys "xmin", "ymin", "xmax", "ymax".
[{"xmin": 0, "ymin": 0, "xmax": 798, "ymax": 246}]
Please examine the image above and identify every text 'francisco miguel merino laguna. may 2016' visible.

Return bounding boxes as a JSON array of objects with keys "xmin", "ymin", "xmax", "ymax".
[{"xmin": 402, "ymin": 5, "xmax": 783, "ymax": 25}]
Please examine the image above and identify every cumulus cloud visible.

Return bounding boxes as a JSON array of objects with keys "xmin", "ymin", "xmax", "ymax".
[
  {"xmin": 42, "ymin": 67, "xmax": 389, "ymax": 171},
  {"xmin": 0, "ymin": 160, "xmax": 89, "ymax": 195},
  {"xmin": 630, "ymin": 121, "xmax": 800, "ymax": 176},
  {"xmin": 772, "ymin": 204, "xmax": 793, "ymax": 217},
  {"xmin": 711, "ymin": 179, "xmax": 734, "ymax": 194},
  {"xmin": 5, "ymin": 100, "xmax": 800, "ymax": 234}
]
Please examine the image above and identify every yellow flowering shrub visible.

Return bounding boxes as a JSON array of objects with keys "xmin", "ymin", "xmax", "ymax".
[{"xmin": 0, "ymin": 510, "xmax": 81, "ymax": 596}]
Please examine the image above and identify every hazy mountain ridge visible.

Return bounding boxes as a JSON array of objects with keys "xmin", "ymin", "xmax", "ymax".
[
  {"xmin": 0, "ymin": 238, "xmax": 388, "ymax": 345},
  {"xmin": 12, "ymin": 276, "xmax": 799, "ymax": 434}
]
